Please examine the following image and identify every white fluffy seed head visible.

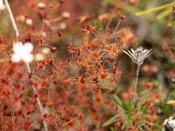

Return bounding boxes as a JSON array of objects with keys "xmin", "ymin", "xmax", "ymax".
[
  {"xmin": 123, "ymin": 47, "xmax": 152, "ymax": 65},
  {"xmin": 163, "ymin": 117, "xmax": 175, "ymax": 131}
]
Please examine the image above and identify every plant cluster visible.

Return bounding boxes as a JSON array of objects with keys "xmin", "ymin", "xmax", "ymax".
[{"xmin": 0, "ymin": 0, "xmax": 175, "ymax": 131}]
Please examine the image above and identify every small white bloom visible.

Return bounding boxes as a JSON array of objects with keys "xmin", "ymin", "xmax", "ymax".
[
  {"xmin": 40, "ymin": 31, "xmax": 47, "ymax": 37},
  {"xmin": 12, "ymin": 42, "xmax": 34, "ymax": 63},
  {"xmin": 0, "ymin": 0, "xmax": 5, "ymax": 10},
  {"xmin": 58, "ymin": 22, "xmax": 67, "ymax": 30},
  {"xmin": 41, "ymin": 47, "xmax": 50, "ymax": 54},
  {"xmin": 37, "ymin": 2, "xmax": 46, "ymax": 9},
  {"xmin": 163, "ymin": 117, "xmax": 175, "ymax": 131},
  {"xmin": 25, "ymin": 18, "xmax": 33, "ymax": 26},
  {"xmin": 62, "ymin": 11, "xmax": 70, "ymax": 18},
  {"xmin": 35, "ymin": 53, "xmax": 44, "ymax": 61},
  {"xmin": 123, "ymin": 47, "xmax": 152, "ymax": 65}
]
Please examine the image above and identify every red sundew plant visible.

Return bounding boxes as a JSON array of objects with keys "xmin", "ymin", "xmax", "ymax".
[
  {"xmin": 0, "ymin": 0, "xmax": 175, "ymax": 131},
  {"xmin": 0, "ymin": 1, "xmax": 134, "ymax": 130}
]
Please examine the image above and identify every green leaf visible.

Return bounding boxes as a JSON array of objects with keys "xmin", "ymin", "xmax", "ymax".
[
  {"xmin": 135, "ymin": 2, "xmax": 175, "ymax": 16},
  {"xmin": 103, "ymin": 115, "xmax": 120, "ymax": 127},
  {"xmin": 111, "ymin": 94, "xmax": 123, "ymax": 107},
  {"xmin": 111, "ymin": 95, "xmax": 133, "ymax": 111},
  {"xmin": 127, "ymin": 114, "xmax": 134, "ymax": 126},
  {"xmin": 122, "ymin": 5, "xmax": 141, "ymax": 14},
  {"xmin": 121, "ymin": 102, "xmax": 132, "ymax": 111},
  {"xmin": 110, "ymin": 127, "xmax": 116, "ymax": 131},
  {"xmin": 159, "ymin": 103, "xmax": 172, "ymax": 113}
]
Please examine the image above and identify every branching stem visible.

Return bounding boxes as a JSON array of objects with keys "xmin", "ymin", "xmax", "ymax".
[{"xmin": 31, "ymin": 85, "xmax": 49, "ymax": 131}]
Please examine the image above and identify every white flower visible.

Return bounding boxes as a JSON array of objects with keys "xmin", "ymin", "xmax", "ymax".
[
  {"xmin": 163, "ymin": 117, "xmax": 175, "ymax": 131},
  {"xmin": 123, "ymin": 47, "xmax": 152, "ymax": 65},
  {"xmin": 0, "ymin": 0, "xmax": 5, "ymax": 10},
  {"xmin": 12, "ymin": 42, "xmax": 34, "ymax": 63}
]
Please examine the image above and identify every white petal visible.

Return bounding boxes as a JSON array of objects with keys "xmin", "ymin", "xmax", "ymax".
[
  {"xmin": 23, "ymin": 42, "xmax": 33, "ymax": 53},
  {"xmin": 13, "ymin": 42, "xmax": 23, "ymax": 53},
  {"xmin": 139, "ymin": 47, "xmax": 143, "ymax": 50},
  {"xmin": 131, "ymin": 48, "xmax": 135, "ymax": 53},
  {"xmin": 23, "ymin": 54, "xmax": 34, "ymax": 63},
  {"xmin": 128, "ymin": 50, "xmax": 135, "ymax": 60},
  {"xmin": 143, "ymin": 49, "xmax": 147, "ymax": 53},
  {"xmin": 143, "ymin": 50, "xmax": 152, "ymax": 58},
  {"xmin": 12, "ymin": 54, "xmax": 22, "ymax": 63},
  {"xmin": 163, "ymin": 119, "xmax": 168, "ymax": 125}
]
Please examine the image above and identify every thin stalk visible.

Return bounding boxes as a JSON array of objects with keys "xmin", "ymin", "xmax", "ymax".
[
  {"xmin": 26, "ymin": 63, "xmax": 31, "ymax": 73},
  {"xmin": 114, "ymin": 19, "xmax": 121, "ymax": 32},
  {"xmin": 4, "ymin": 0, "xmax": 19, "ymax": 37},
  {"xmin": 135, "ymin": 64, "xmax": 141, "ymax": 91},
  {"xmin": 31, "ymin": 85, "xmax": 48, "ymax": 131},
  {"xmin": 136, "ymin": 2, "xmax": 175, "ymax": 16},
  {"xmin": 133, "ymin": 64, "xmax": 141, "ymax": 103},
  {"xmin": 28, "ymin": 66, "xmax": 49, "ymax": 131}
]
